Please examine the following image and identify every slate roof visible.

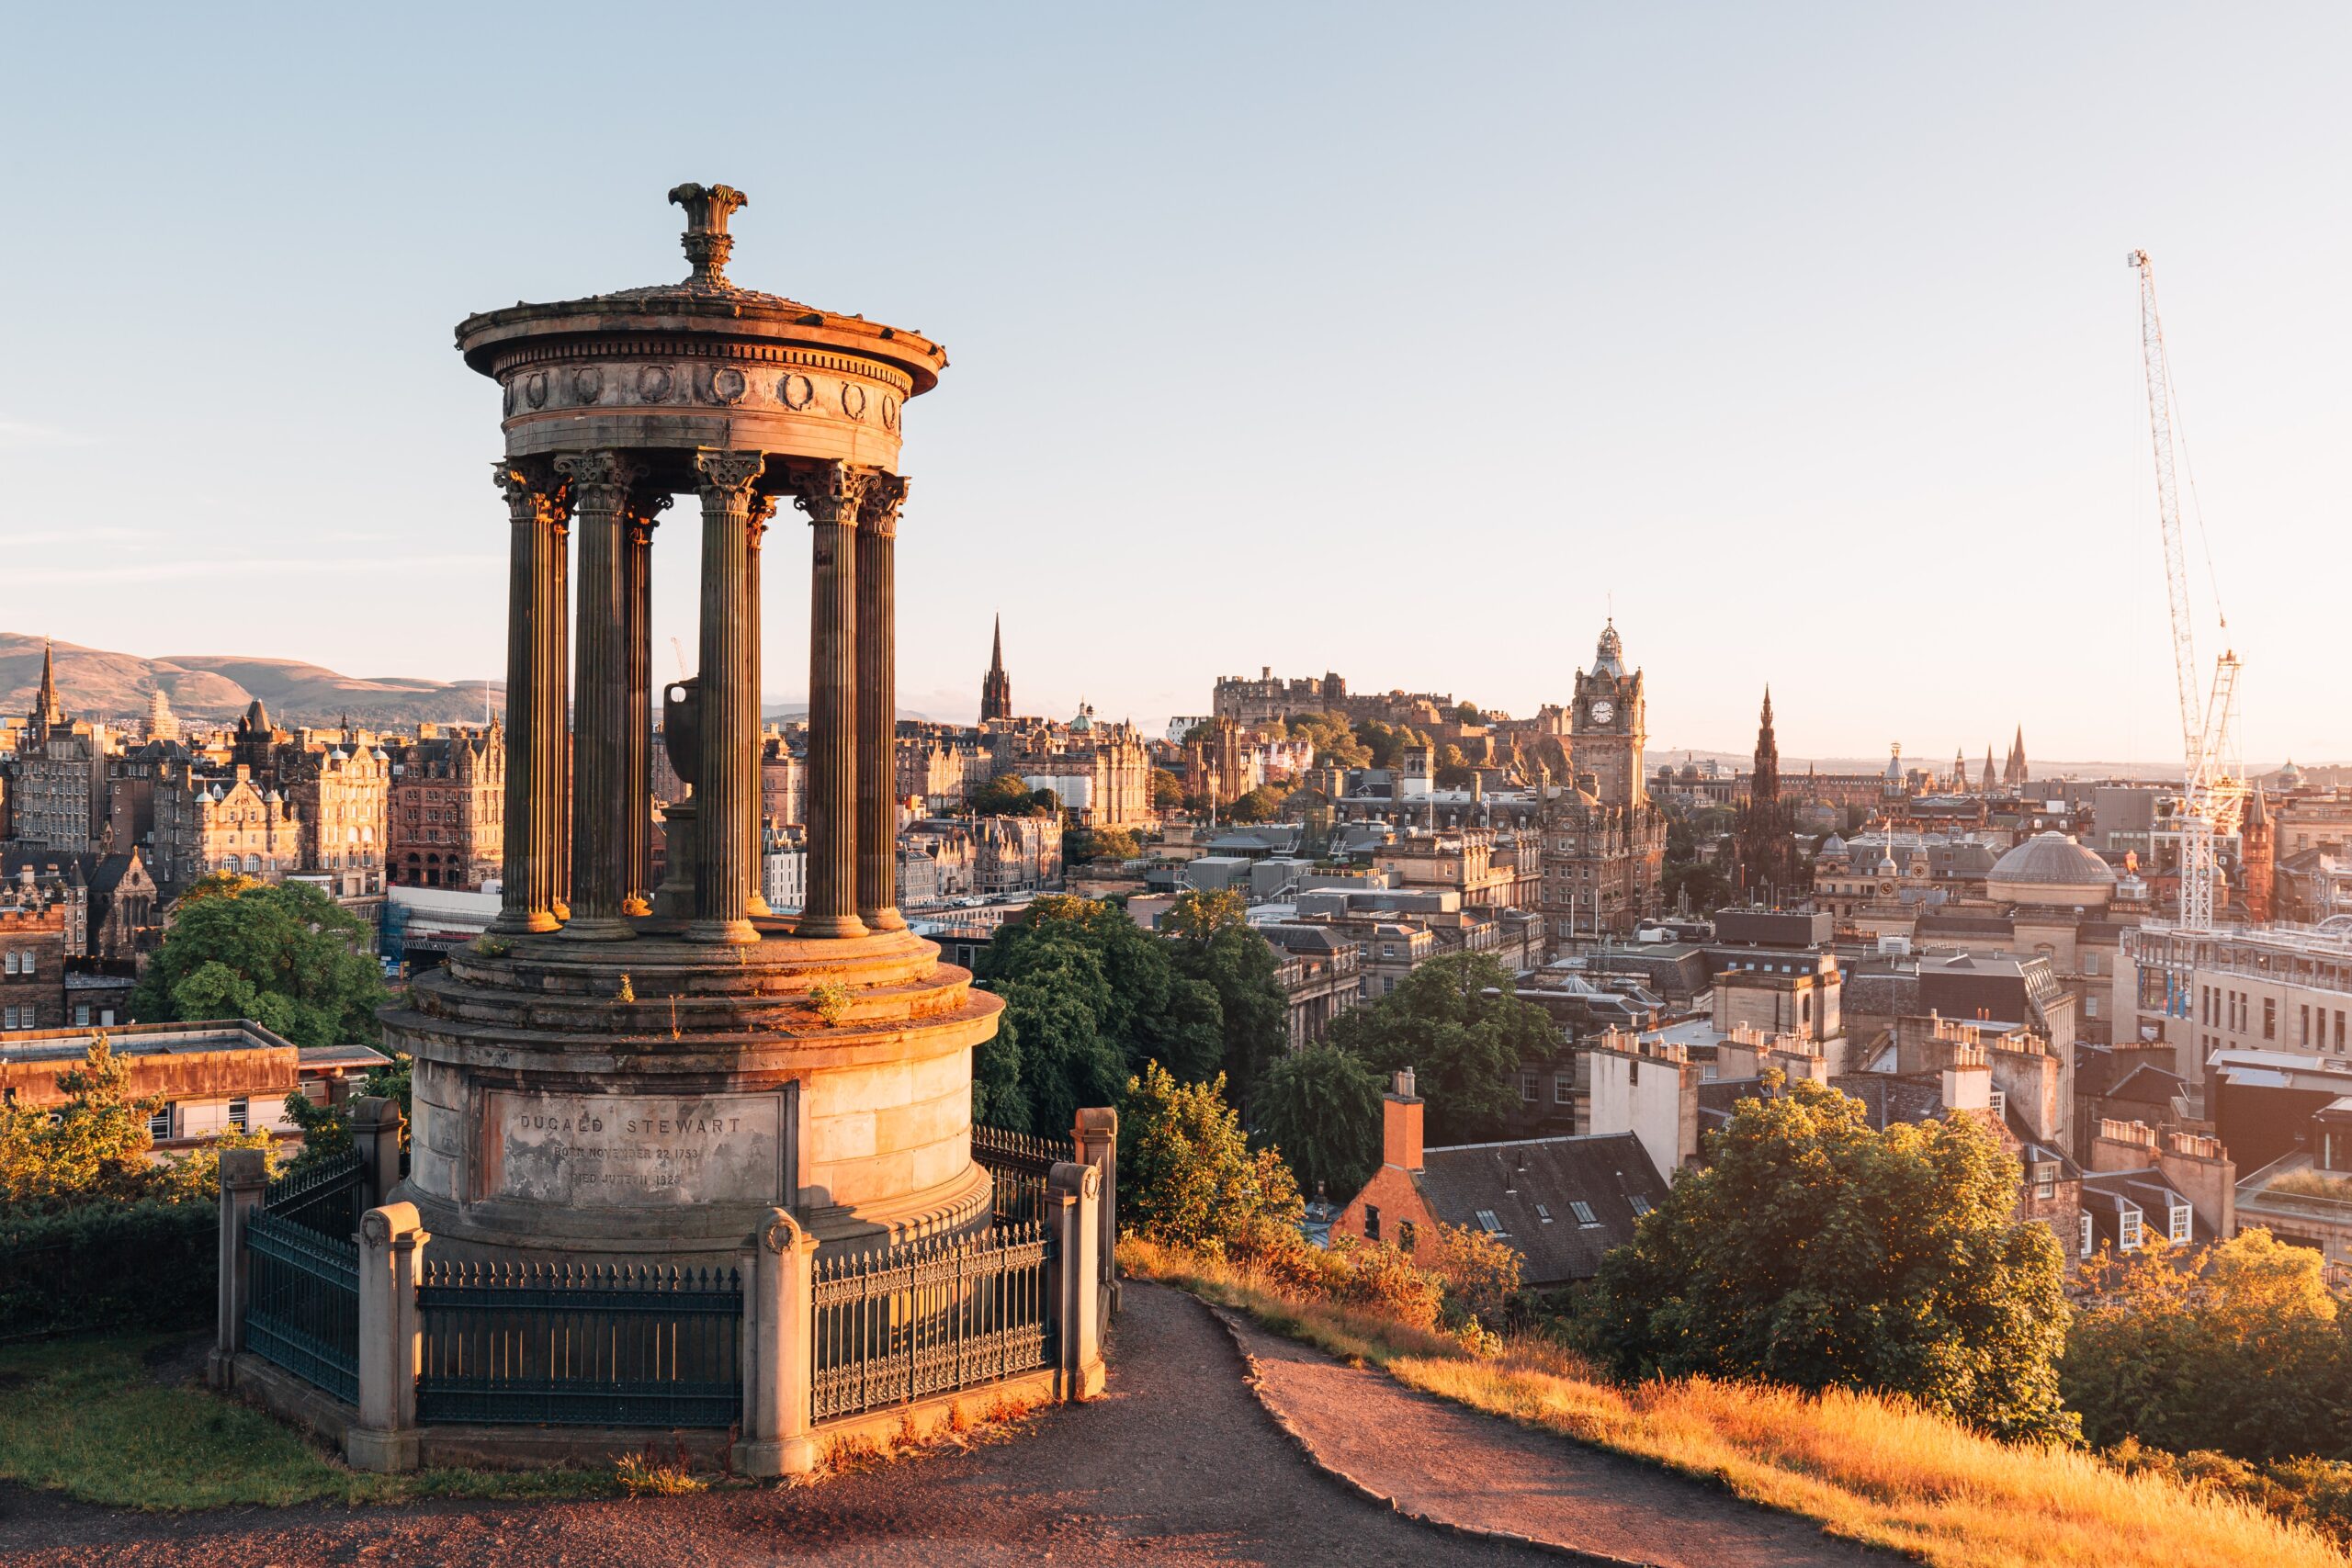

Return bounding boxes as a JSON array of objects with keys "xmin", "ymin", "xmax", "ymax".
[
  {"xmin": 2106, "ymin": 1064, "xmax": 2188, "ymax": 1106},
  {"xmin": 1409, "ymin": 1134, "xmax": 1668, "ymax": 1286}
]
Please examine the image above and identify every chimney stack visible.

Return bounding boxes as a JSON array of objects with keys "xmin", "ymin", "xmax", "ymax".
[{"xmin": 1382, "ymin": 1069, "xmax": 1424, "ymax": 1173}]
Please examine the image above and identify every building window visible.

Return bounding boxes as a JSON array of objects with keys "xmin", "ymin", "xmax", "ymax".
[
  {"xmin": 2035, "ymin": 1171, "xmax": 2055, "ymax": 1200},
  {"xmin": 2080, "ymin": 1212, "xmax": 2094, "ymax": 1258},
  {"xmin": 2083, "ymin": 952, "xmax": 2098, "ymax": 976},
  {"xmin": 2304, "ymin": 1006, "xmax": 2314, "ymax": 1047},
  {"xmin": 2168, "ymin": 1202, "xmax": 2191, "ymax": 1244},
  {"xmin": 1363, "ymin": 1204, "xmax": 1380, "ymax": 1242},
  {"xmin": 1629, "ymin": 1195, "xmax": 1653, "ymax": 1217},
  {"xmin": 1519, "ymin": 1070, "xmax": 1539, "ymax": 1102},
  {"xmin": 1396, "ymin": 1220, "xmax": 1416, "ymax": 1253},
  {"xmin": 1569, "ymin": 1201, "xmax": 1599, "ymax": 1225},
  {"xmin": 2264, "ymin": 998, "xmax": 2277, "ymax": 1041},
  {"xmin": 2120, "ymin": 1207, "xmax": 2143, "ymax": 1250},
  {"xmin": 74, "ymin": 1005, "xmax": 89, "ymax": 1026},
  {"xmin": 228, "ymin": 1098, "xmax": 249, "ymax": 1132},
  {"xmin": 2086, "ymin": 995, "xmax": 2099, "ymax": 1019},
  {"xmin": 1534, "ymin": 1203, "xmax": 1553, "ymax": 1224},
  {"xmin": 148, "ymin": 1104, "xmax": 173, "ymax": 1141},
  {"xmin": 1474, "ymin": 1209, "xmax": 1503, "ymax": 1235},
  {"xmin": 1554, "ymin": 1075, "xmax": 1574, "ymax": 1105}
]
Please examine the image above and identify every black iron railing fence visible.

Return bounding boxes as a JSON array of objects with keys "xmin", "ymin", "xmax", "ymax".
[
  {"xmin": 810, "ymin": 1222, "xmax": 1054, "ymax": 1422},
  {"xmin": 970, "ymin": 1124, "xmax": 1074, "ymax": 1227},
  {"xmin": 244, "ymin": 1208, "xmax": 361, "ymax": 1401},
  {"xmin": 265, "ymin": 1150, "xmax": 367, "ymax": 1240},
  {"xmin": 414, "ymin": 1260, "xmax": 742, "ymax": 1428}
]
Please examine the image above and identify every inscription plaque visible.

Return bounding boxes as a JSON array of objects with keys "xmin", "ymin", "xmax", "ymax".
[{"xmin": 484, "ymin": 1089, "xmax": 786, "ymax": 1208}]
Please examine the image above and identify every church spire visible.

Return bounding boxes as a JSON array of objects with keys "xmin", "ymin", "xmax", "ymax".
[
  {"xmin": 34, "ymin": 637, "xmax": 62, "ymax": 728},
  {"xmin": 2004, "ymin": 724, "xmax": 2029, "ymax": 787},
  {"xmin": 979, "ymin": 614, "xmax": 1012, "ymax": 723}
]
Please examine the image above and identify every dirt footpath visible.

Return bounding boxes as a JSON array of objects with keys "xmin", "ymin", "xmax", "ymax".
[
  {"xmin": 1219, "ymin": 1308, "xmax": 1892, "ymax": 1566},
  {"xmin": 0, "ymin": 1284, "xmax": 1568, "ymax": 1568}
]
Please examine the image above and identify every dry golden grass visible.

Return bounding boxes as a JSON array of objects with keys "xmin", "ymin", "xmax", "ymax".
[{"xmin": 1120, "ymin": 1236, "xmax": 2348, "ymax": 1568}]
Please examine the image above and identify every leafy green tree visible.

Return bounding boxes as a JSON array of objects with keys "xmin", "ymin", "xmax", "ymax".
[
  {"xmin": 2064, "ymin": 1229, "xmax": 2352, "ymax": 1460},
  {"xmin": 973, "ymin": 896, "xmax": 1221, "ymax": 1133},
  {"xmin": 1163, "ymin": 890, "xmax": 1288, "ymax": 1105},
  {"xmin": 969, "ymin": 773, "xmax": 1056, "ymax": 818},
  {"xmin": 130, "ymin": 877, "xmax": 386, "ymax": 1047},
  {"xmin": 1254, "ymin": 1041, "xmax": 1383, "ymax": 1200},
  {"xmin": 1582, "ymin": 1075, "xmax": 2075, "ymax": 1442},
  {"xmin": 1326, "ymin": 953, "xmax": 1557, "ymax": 1143},
  {"xmin": 1286, "ymin": 712, "xmax": 1370, "ymax": 769},
  {"xmin": 1224, "ymin": 784, "xmax": 1290, "ymax": 823},
  {"xmin": 279, "ymin": 1052, "xmax": 414, "ymax": 1175},
  {"xmin": 1067, "ymin": 826, "xmax": 1140, "ymax": 863},
  {"xmin": 1434, "ymin": 743, "xmax": 1474, "ymax": 789},
  {"xmin": 0, "ymin": 1035, "xmax": 272, "ymax": 1213},
  {"xmin": 1121, "ymin": 1061, "xmax": 1302, "ymax": 1250},
  {"xmin": 1453, "ymin": 702, "xmax": 1483, "ymax": 726},
  {"xmin": 1149, "ymin": 767, "xmax": 1186, "ymax": 811}
]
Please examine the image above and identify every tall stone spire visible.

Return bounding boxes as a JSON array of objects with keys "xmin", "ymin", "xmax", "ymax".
[
  {"xmin": 979, "ymin": 614, "xmax": 1012, "ymax": 723},
  {"xmin": 2004, "ymin": 725, "xmax": 2029, "ymax": 787},
  {"xmin": 1982, "ymin": 746, "xmax": 1997, "ymax": 794},
  {"xmin": 1751, "ymin": 685, "xmax": 1780, "ymax": 800},
  {"xmin": 34, "ymin": 637, "xmax": 63, "ymax": 728}
]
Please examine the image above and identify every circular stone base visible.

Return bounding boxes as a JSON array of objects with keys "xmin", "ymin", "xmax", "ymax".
[{"xmin": 379, "ymin": 922, "xmax": 1002, "ymax": 1262}]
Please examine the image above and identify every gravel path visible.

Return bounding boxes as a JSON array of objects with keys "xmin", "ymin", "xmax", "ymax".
[
  {"xmin": 0, "ymin": 1284, "xmax": 1566, "ymax": 1567},
  {"xmin": 1217, "ymin": 1310, "xmax": 1894, "ymax": 1567}
]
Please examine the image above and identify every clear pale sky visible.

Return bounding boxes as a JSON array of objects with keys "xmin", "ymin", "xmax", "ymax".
[{"xmin": 3, "ymin": 4, "xmax": 2344, "ymax": 767}]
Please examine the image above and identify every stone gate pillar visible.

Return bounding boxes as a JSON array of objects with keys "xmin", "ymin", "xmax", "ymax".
[
  {"xmin": 347, "ymin": 1202, "xmax": 427, "ymax": 1473},
  {"xmin": 207, "ymin": 1145, "xmax": 270, "ymax": 1389},
  {"xmin": 735, "ymin": 1208, "xmax": 820, "ymax": 1478}
]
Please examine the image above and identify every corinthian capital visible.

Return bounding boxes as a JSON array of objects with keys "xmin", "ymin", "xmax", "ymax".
[
  {"xmin": 492, "ymin": 459, "xmax": 571, "ymax": 528},
  {"xmin": 791, "ymin": 460, "xmax": 869, "ymax": 526},
  {"xmin": 858, "ymin": 472, "xmax": 910, "ymax": 536},
  {"xmin": 626, "ymin": 489, "xmax": 673, "ymax": 545},
  {"xmin": 694, "ymin": 448, "xmax": 768, "ymax": 506},
  {"xmin": 554, "ymin": 450, "xmax": 644, "ymax": 513}
]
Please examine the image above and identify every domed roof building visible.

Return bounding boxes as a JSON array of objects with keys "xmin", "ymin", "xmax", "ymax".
[{"xmin": 1986, "ymin": 831, "xmax": 2116, "ymax": 909}]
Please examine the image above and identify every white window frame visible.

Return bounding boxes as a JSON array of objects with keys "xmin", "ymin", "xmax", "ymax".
[
  {"xmin": 2080, "ymin": 1212, "xmax": 2094, "ymax": 1258},
  {"xmin": 2120, "ymin": 1207, "xmax": 2143, "ymax": 1250},
  {"xmin": 228, "ymin": 1098, "xmax": 249, "ymax": 1132},
  {"xmin": 1569, "ymin": 1200, "xmax": 1599, "ymax": 1225},
  {"xmin": 148, "ymin": 1104, "xmax": 174, "ymax": 1141},
  {"xmin": 2168, "ymin": 1203, "xmax": 2191, "ymax": 1244}
]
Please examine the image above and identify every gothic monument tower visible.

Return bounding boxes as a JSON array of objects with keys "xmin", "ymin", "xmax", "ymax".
[
  {"xmin": 980, "ymin": 615, "xmax": 1012, "ymax": 723},
  {"xmin": 381, "ymin": 186, "xmax": 1002, "ymax": 1276},
  {"xmin": 1734, "ymin": 686, "xmax": 1803, "ymax": 901}
]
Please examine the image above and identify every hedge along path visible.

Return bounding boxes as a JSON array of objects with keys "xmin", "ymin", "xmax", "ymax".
[{"xmin": 1215, "ymin": 1307, "xmax": 1891, "ymax": 1567}]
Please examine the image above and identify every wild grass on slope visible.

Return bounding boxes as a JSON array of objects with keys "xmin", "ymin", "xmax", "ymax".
[
  {"xmin": 0, "ymin": 1333, "xmax": 613, "ymax": 1509},
  {"xmin": 1121, "ymin": 1236, "xmax": 2347, "ymax": 1568}
]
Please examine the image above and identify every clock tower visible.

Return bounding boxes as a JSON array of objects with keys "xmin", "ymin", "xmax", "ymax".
[{"xmin": 1571, "ymin": 619, "xmax": 1645, "ymax": 808}]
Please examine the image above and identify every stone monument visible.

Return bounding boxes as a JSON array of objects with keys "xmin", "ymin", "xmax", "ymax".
[{"xmin": 382, "ymin": 184, "xmax": 1001, "ymax": 1264}]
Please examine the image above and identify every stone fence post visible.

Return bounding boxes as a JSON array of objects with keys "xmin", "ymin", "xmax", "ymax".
[
  {"xmin": 735, "ymin": 1208, "xmax": 820, "ymax": 1478},
  {"xmin": 1072, "ymin": 1106, "xmax": 1118, "ymax": 1318},
  {"xmin": 1047, "ymin": 1161, "xmax": 1104, "ymax": 1401},
  {"xmin": 350, "ymin": 1095, "xmax": 404, "ymax": 1210},
  {"xmin": 206, "ymin": 1146, "xmax": 270, "ymax": 1390},
  {"xmin": 346, "ymin": 1201, "xmax": 427, "ymax": 1473}
]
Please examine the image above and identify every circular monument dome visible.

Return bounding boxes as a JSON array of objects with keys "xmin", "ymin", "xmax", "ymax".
[{"xmin": 1987, "ymin": 830, "xmax": 2117, "ymax": 908}]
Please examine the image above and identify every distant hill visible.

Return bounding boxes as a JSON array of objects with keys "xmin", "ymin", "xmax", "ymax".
[{"xmin": 0, "ymin": 635, "xmax": 503, "ymax": 730}]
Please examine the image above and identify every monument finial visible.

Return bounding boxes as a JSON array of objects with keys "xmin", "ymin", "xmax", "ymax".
[{"xmin": 667, "ymin": 183, "xmax": 748, "ymax": 288}]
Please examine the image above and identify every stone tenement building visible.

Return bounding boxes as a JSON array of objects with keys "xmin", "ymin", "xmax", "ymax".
[
  {"xmin": 388, "ymin": 722, "xmax": 505, "ymax": 891},
  {"xmin": 145, "ymin": 707, "xmax": 392, "ymax": 899},
  {"xmin": 0, "ymin": 901, "xmax": 67, "ymax": 1032},
  {"xmin": 1, "ymin": 849, "xmax": 160, "ymax": 963},
  {"xmin": 1539, "ymin": 621, "xmax": 1666, "ymax": 944},
  {"xmin": 1006, "ymin": 706, "xmax": 1151, "ymax": 829},
  {"xmin": 5, "ymin": 642, "xmax": 111, "ymax": 855}
]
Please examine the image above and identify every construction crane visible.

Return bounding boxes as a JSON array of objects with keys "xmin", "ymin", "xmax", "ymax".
[{"xmin": 2129, "ymin": 250, "xmax": 2245, "ymax": 931}]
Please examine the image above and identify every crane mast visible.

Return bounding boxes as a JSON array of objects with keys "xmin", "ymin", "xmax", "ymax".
[{"xmin": 2129, "ymin": 250, "xmax": 2244, "ymax": 932}]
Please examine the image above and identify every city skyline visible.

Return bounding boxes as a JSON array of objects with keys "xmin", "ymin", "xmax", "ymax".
[{"xmin": 4, "ymin": 4, "xmax": 2346, "ymax": 764}]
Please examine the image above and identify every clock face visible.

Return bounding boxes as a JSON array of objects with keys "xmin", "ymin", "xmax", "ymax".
[{"xmin": 1589, "ymin": 700, "xmax": 1615, "ymax": 726}]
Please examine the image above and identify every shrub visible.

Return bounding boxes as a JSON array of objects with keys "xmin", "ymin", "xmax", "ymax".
[
  {"xmin": 0, "ymin": 1199, "xmax": 217, "ymax": 1336},
  {"xmin": 1119, "ymin": 1062, "xmax": 1300, "ymax": 1251}
]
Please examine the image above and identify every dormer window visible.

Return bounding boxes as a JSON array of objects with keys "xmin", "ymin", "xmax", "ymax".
[
  {"xmin": 2120, "ymin": 1207, "xmax": 2143, "ymax": 1250},
  {"xmin": 2168, "ymin": 1202, "xmax": 2191, "ymax": 1244}
]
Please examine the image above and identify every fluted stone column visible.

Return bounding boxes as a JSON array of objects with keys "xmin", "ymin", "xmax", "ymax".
[
  {"xmin": 491, "ymin": 460, "xmax": 571, "ymax": 934},
  {"xmin": 556, "ymin": 450, "xmax": 640, "ymax": 941},
  {"xmin": 855, "ymin": 475, "xmax": 909, "ymax": 932},
  {"xmin": 745, "ymin": 493, "xmax": 776, "ymax": 918},
  {"xmin": 622, "ymin": 491, "xmax": 668, "ymax": 909},
  {"xmin": 794, "ymin": 462, "xmax": 866, "ymax": 939},
  {"xmin": 689, "ymin": 450, "xmax": 766, "ymax": 944}
]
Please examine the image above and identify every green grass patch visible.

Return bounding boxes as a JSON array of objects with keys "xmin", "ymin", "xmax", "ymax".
[{"xmin": 0, "ymin": 1332, "xmax": 618, "ymax": 1510}]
